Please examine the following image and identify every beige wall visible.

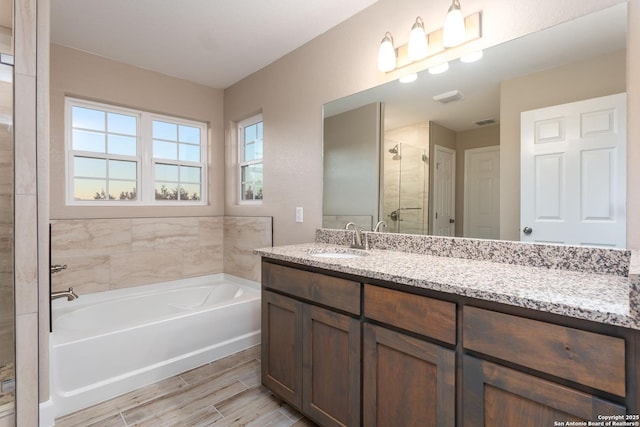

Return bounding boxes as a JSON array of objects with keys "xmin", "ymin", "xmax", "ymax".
[
  {"xmin": 455, "ymin": 125, "xmax": 500, "ymax": 236},
  {"xmin": 49, "ymin": 44, "xmax": 225, "ymax": 219},
  {"xmin": 499, "ymin": 49, "xmax": 626, "ymax": 240},
  {"xmin": 223, "ymin": 0, "xmax": 633, "ymax": 247}
]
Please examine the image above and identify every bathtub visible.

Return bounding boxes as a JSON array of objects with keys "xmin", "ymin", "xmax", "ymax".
[{"xmin": 50, "ymin": 274, "xmax": 261, "ymax": 417}]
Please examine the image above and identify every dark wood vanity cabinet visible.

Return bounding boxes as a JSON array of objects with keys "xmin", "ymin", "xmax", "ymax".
[
  {"xmin": 463, "ymin": 356, "xmax": 626, "ymax": 426},
  {"xmin": 462, "ymin": 306, "xmax": 629, "ymax": 426},
  {"xmin": 363, "ymin": 284, "xmax": 456, "ymax": 427},
  {"xmin": 261, "ymin": 260, "xmax": 639, "ymax": 427},
  {"xmin": 261, "ymin": 262, "xmax": 361, "ymax": 427}
]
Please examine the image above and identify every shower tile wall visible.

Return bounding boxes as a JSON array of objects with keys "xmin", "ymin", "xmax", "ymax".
[{"xmin": 50, "ymin": 217, "xmax": 224, "ymax": 294}]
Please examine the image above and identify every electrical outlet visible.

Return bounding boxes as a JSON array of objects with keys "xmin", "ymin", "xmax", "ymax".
[{"xmin": 296, "ymin": 207, "xmax": 303, "ymax": 223}]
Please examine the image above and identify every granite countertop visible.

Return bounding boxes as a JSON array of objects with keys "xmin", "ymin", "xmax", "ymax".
[{"xmin": 256, "ymin": 243, "xmax": 640, "ymax": 331}]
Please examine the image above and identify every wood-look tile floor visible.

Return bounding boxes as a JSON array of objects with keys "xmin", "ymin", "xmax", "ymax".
[{"xmin": 55, "ymin": 346, "xmax": 318, "ymax": 427}]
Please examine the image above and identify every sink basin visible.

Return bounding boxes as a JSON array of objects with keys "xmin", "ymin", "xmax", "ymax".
[{"xmin": 307, "ymin": 248, "xmax": 368, "ymax": 259}]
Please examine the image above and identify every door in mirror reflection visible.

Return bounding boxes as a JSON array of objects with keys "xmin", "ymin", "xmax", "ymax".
[
  {"xmin": 432, "ymin": 145, "xmax": 456, "ymax": 236},
  {"xmin": 520, "ymin": 93, "xmax": 626, "ymax": 248}
]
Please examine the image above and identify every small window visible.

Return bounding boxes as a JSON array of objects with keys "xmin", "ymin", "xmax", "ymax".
[
  {"xmin": 238, "ymin": 114, "xmax": 263, "ymax": 203},
  {"xmin": 66, "ymin": 98, "xmax": 208, "ymax": 205}
]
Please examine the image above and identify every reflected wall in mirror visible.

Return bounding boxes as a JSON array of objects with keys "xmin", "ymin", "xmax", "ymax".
[
  {"xmin": 322, "ymin": 4, "xmax": 627, "ymax": 246},
  {"xmin": 0, "ymin": 0, "xmax": 14, "ymax": 419}
]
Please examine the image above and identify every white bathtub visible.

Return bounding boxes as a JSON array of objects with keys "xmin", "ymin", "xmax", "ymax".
[{"xmin": 50, "ymin": 274, "xmax": 261, "ymax": 417}]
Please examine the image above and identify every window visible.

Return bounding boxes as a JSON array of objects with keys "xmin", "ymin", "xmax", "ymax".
[
  {"xmin": 238, "ymin": 114, "xmax": 263, "ymax": 203},
  {"xmin": 66, "ymin": 98, "xmax": 207, "ymax": 205}
]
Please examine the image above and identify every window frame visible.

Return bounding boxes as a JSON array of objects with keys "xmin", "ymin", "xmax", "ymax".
[
  {"xmin": 237, "ymin": 113, "xmax": 264, "ymax": 205},
  {"xmin": 65, "ymin": 97, "xmax": 208, "ymax": 206}
]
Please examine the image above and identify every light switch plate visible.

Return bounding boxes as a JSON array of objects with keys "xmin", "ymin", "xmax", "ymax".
[{"xmin": 296, "ymin": 207, "xmax": 303, "ymax": 223}]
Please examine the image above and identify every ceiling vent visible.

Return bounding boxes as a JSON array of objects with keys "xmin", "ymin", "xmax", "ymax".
[
  {"xmin": 474, "ymin": 118, "xmax": 496, "ymax": 126},
  {"xmin": 432, "ymin": 89, "xmax": 464, "ymax": 103}
]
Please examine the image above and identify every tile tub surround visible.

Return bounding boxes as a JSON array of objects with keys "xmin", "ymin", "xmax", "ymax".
[
  {"xmin": 224, "ymin": 216, "xmax": 273, "ymax": 283},
  {"xmin": 316, "ymin": 228, "xmax": 631, "ymax": 276},
  {"xmin": 255, "ymin": 242, "xmax": 640, "ymax": 330},
  {"xmin": 51, "ymin": 216, "xmax": 273, "ymax": 295},
  {"xmin": 51, "ymin": 217, "xmax": 225, "ymax": 295}
]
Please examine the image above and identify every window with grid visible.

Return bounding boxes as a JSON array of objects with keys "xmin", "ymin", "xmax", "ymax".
[
  {"xmin": 66, "ymin": 98, "xmax": 207, "ymax": 205},
  {"xmin": 238, "ymin": 114, "xmax": 263, "ymax": 203}
]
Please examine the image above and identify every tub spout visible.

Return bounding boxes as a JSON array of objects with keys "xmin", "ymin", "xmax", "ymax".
[
  {"xmin": 51, "ymin": 264, "xmax": 67, "ymax": 274},
  {"xmin": 51, "ymin": 287, "xmax": 79, "ymax": 301}
]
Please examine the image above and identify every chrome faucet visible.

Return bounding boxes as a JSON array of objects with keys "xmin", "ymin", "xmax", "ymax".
[
  {"xmin": 374, "ymin": 220, "xmax": 387, "ymax": 232},
  {"xmin": 345, "ymin": 222, "xmax": 368, "ymax": 249},
  {"xmin": 51, "ymin": 287, "xmax": 79, "ymax": 301}
]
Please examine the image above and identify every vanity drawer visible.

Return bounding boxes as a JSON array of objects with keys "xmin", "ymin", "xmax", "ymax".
[
  {"xmin": 463, "ymin": 306, "xmax": 625, "ymax": 397},
  {"xmin": 364, "ymin": 285, "xmax": 456, "ymax": 345},
  {"xmin": 262, "ymin": 262, "xmax": 361, "ymax": 315}
]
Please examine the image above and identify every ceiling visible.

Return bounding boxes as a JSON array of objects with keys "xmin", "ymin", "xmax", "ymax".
[{"xmin": 50, "ymin": 0, "xmax": 379, "ymax": 89}]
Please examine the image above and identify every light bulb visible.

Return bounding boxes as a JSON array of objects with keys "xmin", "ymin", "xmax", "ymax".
[
  {"xmin": 442, "ymin": 0, "xmax": 466, "ymax": 48},
  {"xmin": 428, "ymin": 62, "xmax": 449, "ymax": 74},
  {"xmin": 408, "ymin": 17, "xmax": 428, "ymax": 61},
  {"xmin": 399, "ymin": 73, "xmax": 418, "ymax": 83},
  {"xmin": 460, "ymin": 50, "xmax": 483, "ymax": 63},
  {"xmin": 377, "ymin": 32, "xmax": 397, "ymax": 72}
]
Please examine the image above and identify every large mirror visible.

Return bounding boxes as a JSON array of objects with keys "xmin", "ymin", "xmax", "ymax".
[{"xmin": 323, "ymin": 4, "xmax": 627, "ymax": 247}]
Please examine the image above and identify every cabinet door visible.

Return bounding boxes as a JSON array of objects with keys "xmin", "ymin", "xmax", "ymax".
[
  {"xmin": 303, "ymin": 305, "xmax": 361, "ymax": 427},
  {"xmin": 463, "ymin": 356, "xmax": 626, "ymax": 427},
  {"xmin": 262, "ymin": 290, "xmax": 303, "ymax": 409},
  {"xmin": 363, "ymin": 323, "xmax": 455, "ymax": 427}
]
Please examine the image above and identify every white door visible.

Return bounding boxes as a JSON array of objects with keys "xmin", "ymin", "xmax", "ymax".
[
  {"xmin": 520, "ymin": 93, "xmax": 626, "ymax": 247},
  {"xmin": 464, "ymin": 146, "xmax": 500, "ymax": 239},
  {"xmin": 432, "ymin": 145, "xmax": 455, "ymax": 236}
]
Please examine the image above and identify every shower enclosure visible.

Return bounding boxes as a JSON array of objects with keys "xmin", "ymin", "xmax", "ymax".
[
  {"xmin": 382, "ymin": 140, "xmax": 429, "ymax": 234},
  {"xmin": 0, "ymin": 56, "xmax": 14, "ymax": 419}
]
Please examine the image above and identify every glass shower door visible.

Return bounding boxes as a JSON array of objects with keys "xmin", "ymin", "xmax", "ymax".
[
  {"xmin": 0, "ymin": 58, "xmax": 15, "ymax": 419},
  {"xmin": 382, "ymin": 141, "xmax": 429, "ymax": 234}
]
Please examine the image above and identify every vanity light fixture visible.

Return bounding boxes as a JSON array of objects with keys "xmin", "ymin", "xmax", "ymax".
[
  {"xmin": 460, "ymin": 50, "xmax": 483, "ymax": 63},
  {"xmin": 442, "ymin": 0, "xmax": 467, "ymax": 47},
  {"xmin": 408, "ymin": 17, "xmax": 428, "ymax": 61},
  {"xmin": 377, "ymin": 32, "xmax": 397, "ymax": 72},
  {"xmin": 428, "ymin": 62, "xmax": 449, "ymax": 74},
  {"xmin": 376, "ymin": 4, "xmax": 481, "ymax": 73}
]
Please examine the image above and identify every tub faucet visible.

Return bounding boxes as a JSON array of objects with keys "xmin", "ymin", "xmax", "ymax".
[
  {"xmin": 51, "ymin": 287, "xmax": 79, "ymax": 301},
  {"xmin": 345, "ymin": 222, "xmax": 368, "ymax": 250},
  {"xmin": 51, "ymin": 264, "xmax": 67, "ymax": 274}
]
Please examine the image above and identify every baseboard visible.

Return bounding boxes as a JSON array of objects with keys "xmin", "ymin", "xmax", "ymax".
[{"xmin": 39, "ymin": 399, "xmax": 55, "ymax": 427}]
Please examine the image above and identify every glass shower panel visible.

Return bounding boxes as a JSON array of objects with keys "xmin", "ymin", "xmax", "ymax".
[
  {"xmin": 0, "ymin": 59, "xmax": 14, "ymax": 419},
  {"xmin": 382, "ymin": 141, "xmax": 429, "ymax": 234}
]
